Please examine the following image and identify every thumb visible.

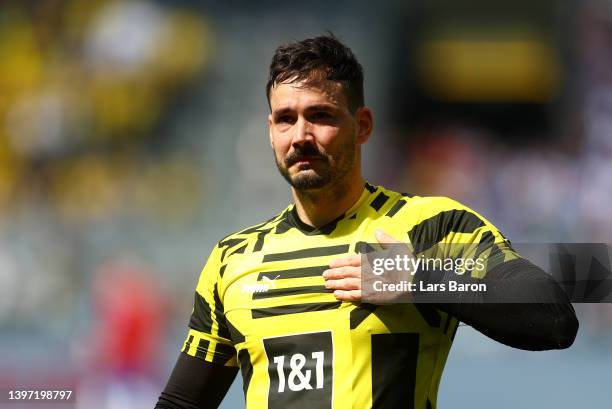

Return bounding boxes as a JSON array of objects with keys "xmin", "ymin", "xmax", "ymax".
[{"xmin": 375, "ymin": 229, "xmax": 399, "ymax": 249}]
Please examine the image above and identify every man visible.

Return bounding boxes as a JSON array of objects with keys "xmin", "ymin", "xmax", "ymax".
[{"xmin": 155, "ymin": 34, "xmax": 578, "ymax": 409}]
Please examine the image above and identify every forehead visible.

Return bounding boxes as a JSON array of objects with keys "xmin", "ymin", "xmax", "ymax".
[{"xmin": 269, "ymin": 79, "xmax": 349, "ymax": 112}]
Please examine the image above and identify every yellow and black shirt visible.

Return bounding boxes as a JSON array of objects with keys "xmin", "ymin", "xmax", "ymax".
[{"xmin": 182, "ymin": 183, "xmax": 520, "ymax": 409}]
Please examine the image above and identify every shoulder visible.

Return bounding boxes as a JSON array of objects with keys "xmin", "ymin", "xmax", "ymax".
[
  {"xmin": 407, "ymin": 195, "xmax": 479, "ymax": 215},
  {"xmin": 372, "ymin": 185, "xmax": 497, "ymax": 236},
  {"xmin": 406, "ymin": 196, "xmax": 489, "ymax": 232},
  {"xmin": 403, "ymin": 196, "xmax": 505, "ymax": 247},
  {"xmin": 371, "ymin": 184, "xmax": 477, "ymax": 219},
  {"xmin": 371, "ymin": 183, "xmax": 481, "ymax": 219},
  {"xmin": 212, "ymin": 206, "xmax": 291, "ymax": 263}
]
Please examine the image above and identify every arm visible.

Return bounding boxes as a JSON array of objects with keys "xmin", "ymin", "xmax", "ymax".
[
  {"xmin": 413, "ymin": 258, "xmax": 579, "ymax": 350},
  {"xmin": 155, "ymin": 352, "xmax": 238, "ymax": 409},
  {"xmin": 325, "ymin": 231, "xmax": 579, "ymax": 351},
  {"xmin": 157, "ymin": 242, "xmax": 240, "ymax": 408}
]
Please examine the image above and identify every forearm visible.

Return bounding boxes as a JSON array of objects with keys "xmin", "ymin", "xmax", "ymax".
[
  {"xmin": 414, "ymin": 258, "xmax": 579, "ymax": 350},
  {"xmin": 155, "ymin": 352, "xmax": 238, "ymax": 409}
]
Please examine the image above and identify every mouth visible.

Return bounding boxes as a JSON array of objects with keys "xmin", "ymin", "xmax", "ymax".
[
  {"xmin": 294, "ymin": 157, "xmax": 321, "ymax": 165},
  {"xmin": 290, "ymin": 156, "xmax": 324, "ymax": 168}
]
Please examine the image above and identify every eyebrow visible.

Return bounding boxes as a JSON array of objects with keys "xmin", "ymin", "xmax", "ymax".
[
  {"xmin": 271, "ymin": 107, "xmax": 293, "ymax": 118},
  {"xmin": 272, "ymin": 103, "xmax": 338, "ymax": 117}
]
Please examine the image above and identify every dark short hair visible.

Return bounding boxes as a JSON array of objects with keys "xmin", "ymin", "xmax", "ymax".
[{"xmin": 266, "ymin": 33, "xmax": 364, "ymax": 113}]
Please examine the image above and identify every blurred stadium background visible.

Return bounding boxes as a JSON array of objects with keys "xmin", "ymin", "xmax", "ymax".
[{"xmin": 0, "ymin": 0, "xmax": 611, "ymax": 408}]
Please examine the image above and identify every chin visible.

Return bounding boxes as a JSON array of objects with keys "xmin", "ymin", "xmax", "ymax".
[{"xmin": 289, "ymin": 172, "xmax": 331, "ymax": 190}]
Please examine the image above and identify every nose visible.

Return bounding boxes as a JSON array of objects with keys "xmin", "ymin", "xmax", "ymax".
[{"xmin": 292, "ymin": 116, "xmax": 314, "ymax": 145}]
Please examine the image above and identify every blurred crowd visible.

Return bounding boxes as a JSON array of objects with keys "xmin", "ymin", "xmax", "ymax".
[
  {"xmin": 0, "ymin": 0, "xmax": 209, "ymax": 219},
  {"xmin": 397, "ymin": 1, "xmax": 612, "ymax": 244},
  {"xmin": 395, "ymin": 0, "xmax": 612, "ymax": 338},
  {"xmin": 0, "ymin": 0, "xmax": 611, "ymax": 408},
  {"xmin": 0, "ymin": 0, "xmax": 213, "ymax": 406}
]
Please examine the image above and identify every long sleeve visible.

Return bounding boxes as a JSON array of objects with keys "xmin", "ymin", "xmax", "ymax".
[
  {"xmin": 414, "ymin": 258, "xmax": 579, "ymax": 350},
  {"xmin": 155, "ymin": 352, "xmax": 238, "ymax": 409}
]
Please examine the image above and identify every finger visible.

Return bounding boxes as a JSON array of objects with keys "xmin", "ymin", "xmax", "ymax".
[
  {"xmin": 328, "ymin": 254, "xmax": 361, "ymax": 268},
  {"xmin": 375, "ymin": 229, "xmax": 400, "ymax": 249},
  {"xmin": 333, "ymin": 289, "xmax": 362, "ymax": 302},
  {"xmin": 325, "ymin": 277, "xmax": 361, "ymax": 291},
  {"xmin": 323, "ymin": 266, "xmax": 361, "ymax": 279}
]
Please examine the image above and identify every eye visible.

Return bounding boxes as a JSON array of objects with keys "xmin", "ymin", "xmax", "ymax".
[
  {"xmin": 276, "ymin": 115, "xmax": 295, "ymax": 125},
  {"xmin": 310, "ymin": 111, "xmax": 333, "ymax": 121}
]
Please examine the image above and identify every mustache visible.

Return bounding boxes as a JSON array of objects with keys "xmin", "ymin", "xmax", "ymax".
[{"xmin": 285, "ymin": 145, "xmax": 328, "ymax": 166}]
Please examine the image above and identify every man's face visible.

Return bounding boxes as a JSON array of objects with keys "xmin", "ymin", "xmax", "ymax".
[{"xmin": 268, "ymin": 79, "xmax": 361, "ymax": 191}]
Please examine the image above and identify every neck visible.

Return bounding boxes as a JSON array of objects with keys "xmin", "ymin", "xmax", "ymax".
[{"xmin": 291, "ymin": 173, "xmax": 366, "ymax": 228}]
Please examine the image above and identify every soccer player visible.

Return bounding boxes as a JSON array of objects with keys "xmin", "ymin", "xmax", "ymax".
[{"xmin": 155, "ymin": 34, "xmax": 578, "ymax": 409}]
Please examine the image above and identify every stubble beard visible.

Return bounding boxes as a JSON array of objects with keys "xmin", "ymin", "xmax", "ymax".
[{"xmin": 275, "ymin": 139, "xmax": 356, "ymax": 192}]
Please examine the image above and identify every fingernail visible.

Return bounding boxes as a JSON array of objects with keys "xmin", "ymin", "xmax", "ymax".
[{"xmin": 322, "ymin": 270, "xmax": 329, "ymax": 278}]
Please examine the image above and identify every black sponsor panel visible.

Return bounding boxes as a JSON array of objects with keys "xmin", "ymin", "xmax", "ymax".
[
  {"xmin": 371, "ymin": 333, "xmax": 419, "ymax": 409},
  {"xmin": 263, "ymin": 331, "xmax": 333, "ymax": 409}
]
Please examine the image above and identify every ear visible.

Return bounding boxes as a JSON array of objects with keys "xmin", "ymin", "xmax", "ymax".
[
  {"xmin": 355, "ymin": 106, "xmax": 373, "ymax": 145},
  {"xmin": 268, "ymin": 113, "xmax": 274, "ymax": 148}
]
